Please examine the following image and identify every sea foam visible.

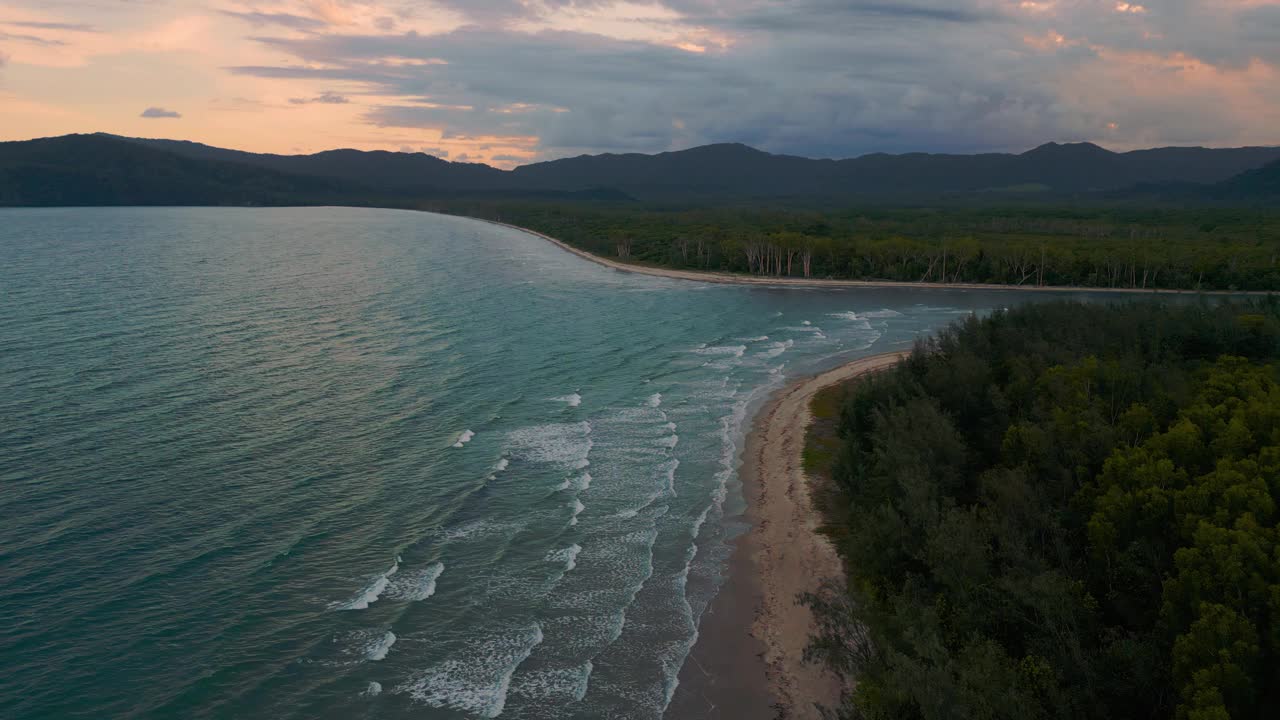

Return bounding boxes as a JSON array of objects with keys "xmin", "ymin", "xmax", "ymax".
[
  {"xmin": 387, "ymin": 562, "xmax": 444, "ymax": 602},
  {"xmin": 546, "ymin": 544, "xmax": 583, "ymax": 573},
  {"xmin": 452, "ymin": 430, "xmax": 475, "ymax": 448},
  {"xmin": 334, "ymin": 556, "xmax": 400, "ymax": 610},
  {"xmin": 403, "ymin": 623, "xmax": 544, "ymax": 718},
  {"xmin": 367, "ymin": 631, "xmax": 396, "ymax": 661},
  {"xmin": 551, "ymin": 393, "xmax": 582, "ymax": 407}
]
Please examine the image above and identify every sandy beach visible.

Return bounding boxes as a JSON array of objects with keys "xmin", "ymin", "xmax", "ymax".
[
  {"xmin": 670, "ymin": 351, "xmax": 910, "ymax": 719},
  {"xmin": 481, "ymin": 218, "xmax": 1252, "ymax": 296}
]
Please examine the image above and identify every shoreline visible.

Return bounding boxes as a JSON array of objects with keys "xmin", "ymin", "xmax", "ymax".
[
  {"xmin": 670, "ymin": 351, "xmax": 910, "ymax": 719},
  {"xmin": 478, "ymin": 217, "xmax": 1263, "ymax": 296}
]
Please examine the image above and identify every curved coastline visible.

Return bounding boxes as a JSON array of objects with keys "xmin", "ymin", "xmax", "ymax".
[
  {"xmin": 478, "ymin": 217, "xmax": 1257, "ymax": 295},
  {"xmin": 669, "ymin": 351, "xmax": 910, "ymax": 718}
]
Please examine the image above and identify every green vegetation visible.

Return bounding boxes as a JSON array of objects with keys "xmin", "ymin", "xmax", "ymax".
[
  {"xmin": 442, "ymin": 202, "xmax": 1280, "ymax": 291},
  {"xmin": 805, "ymin": 300, "xmax": 1280, "ymax": 719}
]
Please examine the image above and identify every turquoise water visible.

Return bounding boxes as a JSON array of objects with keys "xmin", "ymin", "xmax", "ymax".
[{"xmin": 0, "ymin": 208, "xmax": 1072, "ymax": 719}]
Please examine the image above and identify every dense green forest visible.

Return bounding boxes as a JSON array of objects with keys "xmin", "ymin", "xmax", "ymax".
[
  {"xmin": 438, "ymin": 202, "xmax": 1280, "ymax": 291},
  {"xmin": 805, "ymin": 301, "xmax": 1280, "ymax": 719}
]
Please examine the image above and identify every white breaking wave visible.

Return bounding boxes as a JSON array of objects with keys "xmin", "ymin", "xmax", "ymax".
[
  {"xmin": 367, "ymin": 631, "xmax": 396, "ymax": 661},
  {"xmin": 551, "ymin": 393, "xmax": 582, "ymax": 407},
  {"xmin": 510, "ymin": 660, "xmax": 594, "ymax": 703},
  {"xmin": 738, "ymin": 335, "xmax": 769, "ymax": 342},
  {"xmin": 646, "ymin": 393, "xmax": 663, "ymax": 408},
  {"xmin": 362, "ymin": 681, "xmax": 382, "ymax": 697},
  {"xmin": 573, "ymin": 472, "xmax": 592, "ymax": 491},
  {"xmin": 403, "ymin": 623, "xmax": 544, "ymax": 718},
  {"xmin": 387, "ymin": 562, "xmax": 444, "ymax": 602},
  {"xmin": 452, "ymin": 430, "xmax": 475, "ymax": 448},
  {"xmin": 662, "ymin": 458, "xmax": 680, "ymax": 497},
  {"xmin": 802, "ymin": 320, "xmax": 812, "ymax": 325},
  {"xmin": 334, "ymin": 556, "xmax": 400, "ymax": 610},
  {"xmin": 757, "ymin": 339, "xmax": 794, "ymax": 359},
  {"xmin": 569, "ymin": 498, "xmax": 586, "ymax": 526},
  {"xmin": 655, "ymin": 434, "xmax": 679, "ymax": 449},
  {"xmin": 508, "ymin": 422, "xmax": 592, "ymax": 467},
  {"xmin": 493, "ymin": 457, "xmax": 509, "ymax": 473},
  {"xmin": 691, "ymin": 344, "xmax": 746, "ymax": 358},
  {"xmin": 546, "ymin": 543, "xmax": 583, "ymax": 572}
]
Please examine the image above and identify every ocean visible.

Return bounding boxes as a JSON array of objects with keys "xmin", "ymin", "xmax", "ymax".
[{"xmin": 0, "ymin": 207, "xmax": 1074, "ymax": 719}]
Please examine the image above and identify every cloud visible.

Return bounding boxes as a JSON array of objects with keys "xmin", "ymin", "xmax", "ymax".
[
  {"xmin": 220, "ymin": 11, "xmax": 328, "ymax": 32},
  {"xmin": 5, "ymin": 21, "xmax": 98, "ymax": 32},
  {"xmin": 140, "ymin": 107, "xmax": 182, "ymax": 119},
  {"xmin": 221, "ymin": 0, "xmax": 1280, "ymax": 158},
  {"xmin": 0, "ymin": 31, "xmax": 66, "ymax": 46},
  {"xmin": 288, "ymin": 91, "xmax": 352, "ymax": 104},
  {"xmin": 4, "ymin": 0, "xmax": 1278, "ymax": 160}
]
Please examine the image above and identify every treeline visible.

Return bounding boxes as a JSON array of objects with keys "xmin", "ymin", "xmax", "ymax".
[
  {"xmin": 807, "ymin": 300, "xmax": 1280, "ymax": 719},
  {"xmin": 431, "ymin": 201, "xmax": 1280, "ymax": 291}
]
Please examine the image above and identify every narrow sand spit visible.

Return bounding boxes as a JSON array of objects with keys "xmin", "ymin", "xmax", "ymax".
[
  {"xmin": 480, "ymin": 218, "xmax": 1251, "ymax": 295},
  {"xmin": 742, "ymin": 351, "xmax": 909, "ymax": 718}
]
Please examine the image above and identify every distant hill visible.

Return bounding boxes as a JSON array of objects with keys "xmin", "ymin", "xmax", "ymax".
[
  {"xmin": 110, "ymin": 134, "xmax": 1280, "ymax": 200},
  {"xmin": 115, "ymin": 135, "xmax": 518, "ymax": 194},
  {"xmin": 510, "ymin": 141, "xmax": 1280, "ymax": 199},
  {"xmin": 0, "ymin": 134, "xmax": 356, "ymax": 206},
  {"xmin": 1212, "ymin": 158, "xmax": 1280, "ymax": 199},
  {"xmin": 2, "ymin": 133, "xmax": 1278, "ymax": 206}
]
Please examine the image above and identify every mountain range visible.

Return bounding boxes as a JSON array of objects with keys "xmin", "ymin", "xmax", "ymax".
[{"xmin": 1, "ymin": 133, "xmax": 1278, "ymax": 206}]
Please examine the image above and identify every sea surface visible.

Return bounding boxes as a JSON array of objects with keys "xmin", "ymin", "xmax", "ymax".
[{"xmin": 0, "ymin": 207, "xmax": 1080, "ymax": 719}]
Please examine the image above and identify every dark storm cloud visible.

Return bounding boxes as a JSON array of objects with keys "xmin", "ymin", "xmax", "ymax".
[{"xmin": 227, "ymin": 0, "xmax": 1280, "ymax": 158}]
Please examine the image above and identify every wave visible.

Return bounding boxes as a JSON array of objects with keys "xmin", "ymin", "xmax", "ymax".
[
  {"xmin": 493, "ymin": 457, "xmax": 509, "ymax": 473},
  {"xmin": 757, "ymin": 339, "xmax": 793, "ymax": 359},
  {"xmin": 646, "ymin": 392, "xmax": 662, "ymax": 408},
  {"xmin": 452, "ymin": 429, "xmax": 475, "ymax": 448},
  {"xmin": 508, "ymin": 421, "xmax": 592, "ymax": 467},
  {"xmin": 655, "ymin": 434, "xmax": 679, "ymax": 449},
  {"xmin": 546, "ymin": 543, "xmax": 583, "ymax": 573},
  {"xmin": 362, "ymin": 681, "xmax": 382, "ymax": 697},
  {"xmin": 510, "ymin": 660, "xmax": 594, "ymax": 703},
  {"xmin": 367, "ymin": 631, "xmax": 396, "ymax": 661},
  {"xmin": 662, "ymin": 458, "xmax": 680, "ymax": 497},
  {"xmin": 333, "ymin": 556, "xmax": 400, "ymax": 610},
  {"xmin": 403, "ymin": 623, "xmax": 544, "ymax": 718},
  {"xmin": 691, "ymin": 344, "xmax": 746, "ymax": 358},
  {"xmin": 442, "ymin": 519, "xmax": 522, "ymax": 542},
  {"xmin": 569, "ymin": 498, "xmax": 585, "ymax": 526},
  {"xmin": 738, "ymin": 335, "xmax": 769, "ymax": 342},
  {"xmin": 551, "ymin": 393, "xmax": 582, "ymax": 407},
  {"xmin": 573, "ymin": 472, "xmax": 592, "ymax": 491},
  {"xmin": 387, "ymin": 562, "xmax": 444, "ymax": 602}
]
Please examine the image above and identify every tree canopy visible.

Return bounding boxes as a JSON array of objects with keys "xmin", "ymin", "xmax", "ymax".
[{"xmin": 808, "ymin": 300, "xmax": 1280, "ymax": 719}]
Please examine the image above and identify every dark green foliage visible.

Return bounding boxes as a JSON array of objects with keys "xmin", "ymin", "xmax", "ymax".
[
  {"xmin": 809, "ymin": 300, "xmax": 1280, "ymax": 719},
  {"xmin": 0, "ymin": 135, "xmax": 357, "ymax": 207},
  {"xmin": 447, "ymin": 202, "xmax": 1280, "ymax": 291}
]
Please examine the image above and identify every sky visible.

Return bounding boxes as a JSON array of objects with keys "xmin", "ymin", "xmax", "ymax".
[{"xmin": 1, "ymin": 1, "xmax": 1277, "ymax": 168}]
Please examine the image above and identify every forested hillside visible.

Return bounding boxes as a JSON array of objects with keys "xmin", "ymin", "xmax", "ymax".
[
  {"xmin": 0, "ymin": 135, "xmax": 357, "ymax": 207},
  {"xmin": 447, "ymin": 203, "xmax": 1280, "ymax": 291},
  {"xmin": 808, "ymin": 301, "xmax": 1280, "ymax": 719}
]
